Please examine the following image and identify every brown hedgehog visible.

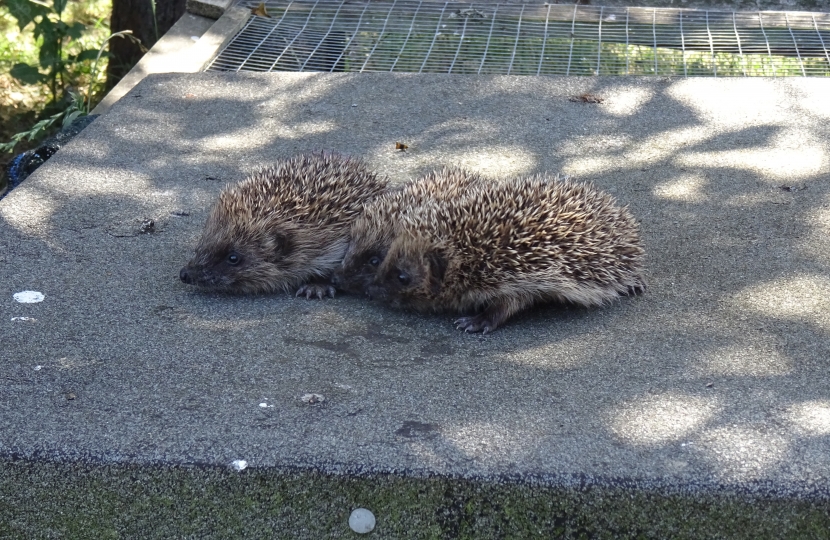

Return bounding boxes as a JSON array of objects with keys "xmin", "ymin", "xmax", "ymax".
[
  {"xmin": 332, "ymin": 168, "xmax": 484, "ymax": 295},
  {"xmin": 367, "ymin": 173, "xmax": 646, "ymax": 333},
  {"xmin": 179, "ymin": 152, "xmax": 388, "ymax": 298}
]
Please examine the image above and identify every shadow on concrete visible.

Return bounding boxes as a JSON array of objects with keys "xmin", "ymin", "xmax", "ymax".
[{"xmin": 1, "ymin": 73, "xmax": 829, "ymax": 496}]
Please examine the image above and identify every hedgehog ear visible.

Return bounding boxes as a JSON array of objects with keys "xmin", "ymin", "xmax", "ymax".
[{"xmin": 426, "ymin": 250, "xmax": 448, "ymax": 295}]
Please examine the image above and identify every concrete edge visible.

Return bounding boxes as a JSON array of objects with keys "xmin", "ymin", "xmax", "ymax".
[
  {"xmin": 2, "ymin": 458, "xmax": 828, "ymax": 539},
  {"xmin": 187, "ymin": 0, "xmax": 233, "ymax": 20},
  {"xmin": 189, "ymin": 6, "xmax": 252, "ymax": 72},
  {"xmin": 91, "ymin": 7, "xmax": 249, "ymax": 115}
]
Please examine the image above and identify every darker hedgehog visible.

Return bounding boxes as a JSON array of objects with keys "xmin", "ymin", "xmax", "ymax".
[{"xmin": 180, "ymin": 152, "xmax": 388, "ymax": 298}]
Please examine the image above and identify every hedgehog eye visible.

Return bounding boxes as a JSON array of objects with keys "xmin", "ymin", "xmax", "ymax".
[
  {"xmin": 397, "ymin": 272, "xmax": 411, "ymax": 286},
  {"xmin": 368, "ymin": 256, "xmax": 381, "ymax": 267},
  {"xmin": 227, "ymin": 252, "xmax": 241, "ymax": 266}
]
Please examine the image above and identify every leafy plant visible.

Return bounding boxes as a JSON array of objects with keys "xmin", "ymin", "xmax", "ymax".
[
  {"xmin": 2, "ymin": 1, "xmax": 147, "ymax": 154},
  {"xmin": 0, "ymin": 90, "xmax": 84, "ymax": 154},
  {"xmin": 6, "ymin": 0, "xmax": 101, "ymax": 105}
]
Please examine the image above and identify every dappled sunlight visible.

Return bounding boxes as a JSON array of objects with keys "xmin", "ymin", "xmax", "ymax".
[
  {"xmin": 675, "ymin": 129, "xmax": 826, "ymax": 180},
  {"xmin": 196, "ymin": 120, "xmax": 338, "ymax": 152},
  {"xmin": 563, "ymin": 126, "xmax": 709, "ymax": 176},
  {"xmin": 609, "ymin": 392, "xmax": 720, "ymax": 446},
  {"xmin": 0, "ymin": 187, "xmax": 57, "ymax": 239},
  {"xmin": 652, "ymin": 173, "xmax": 708, "ymax": 203},
  {"xmin": 667, "ymin": 79, "xmax": 785, "ymax": 127},
  {"xmin": 800, "ymin": 193, "xmax": 830, "ymax": 263},
  {"xmin": 698, "ymin": 426, "xmax": 789, "ymax": 481},
  {"xmin": 730, "ymin": 274, "xmax": 830, "ymax": 331},
  {"xmin": 601, "ymin": 87, "xmax": 654, "ymax": 117},
  {"xmin": 500, "ymin": 335, "xmax": 596, "ymax": 368},
  {"xmin": 443, "ymin": 422, "xmax": 538, "ymax": 464},
  {"xmin": 693, "ymin": 344, "xmax": 792, "ymax": 377},
  {"xmin": 788, "ymin": 79, "xmax": 830, "ymax": 120},
  {"xmin": 785, "ymin": 401, "xmax": 830, "ymax": 436},
  {"xmin": 419, "ymin": 144, "xmax": 537, "ymax": 178}
]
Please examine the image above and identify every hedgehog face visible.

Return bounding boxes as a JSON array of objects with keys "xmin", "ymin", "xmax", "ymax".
[
  {"xmin": 333, "ymin": 223, "xmax": 395, "ymax": 295},
  {"xmin": 368, "ymin": 235, "xmax": 448, "ymax": 311},
  {"xmin": 180, "ymin": 214, "xmax": 305, "ymax": 294}
]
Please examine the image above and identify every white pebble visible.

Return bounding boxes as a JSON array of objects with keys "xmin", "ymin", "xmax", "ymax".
[
  {"xmin": 13, "ymin": 291, "xmax": 44, "ymax": 303},
  {"xmin": 231, "ymin": 459, "xmax": 248, "ymax": 471},
  {"xmin": 259, "ymin": 402, "xmax": 268, "ymax": 408},
  {"xmin": 301, "ymin": 393, "xmax": 324, "ymax": 404},
  {"xmin": 34, "ymin": 365, "xmax": 42, "ymax": 371},
  {"xmin": 349, "ymin": 508, "xmax": 376, "ymax": 534}
]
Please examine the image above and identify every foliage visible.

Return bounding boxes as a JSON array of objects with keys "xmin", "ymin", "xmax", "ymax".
[
  {"xmin": 0, "ymin": 90, "xmax": 84, "ymax": 154},
  {"xmin": 1, "ymin": 0, "xmax": 138, "ymax": 155},
  {"xmin": 6, "ymin": 0, "xmax": 102, "ymax": 105}
]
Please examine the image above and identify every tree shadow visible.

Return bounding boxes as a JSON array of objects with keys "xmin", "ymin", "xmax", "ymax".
[{"xmin": 0, "ymin": 72, "xmax": 829, "ymax": 493}]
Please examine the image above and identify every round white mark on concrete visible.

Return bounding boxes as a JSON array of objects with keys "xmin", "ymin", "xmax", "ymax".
[
  {"xmin": 13, "ymin": 291, "xmax": 44, "ymax": 303},
  {"xmin": 349, "ymin": 508, "xmax": 376, "ymax": 534},
  {"xmin": 231, "ymin": 460, "xmax": 248, "ymax": 471},
  {"xmin": 259, "ymin": 402, "xmax": 268, "ymax": 408}
]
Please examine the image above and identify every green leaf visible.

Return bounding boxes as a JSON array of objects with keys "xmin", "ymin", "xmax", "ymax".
[
  {"xmin": 6, "ymin": 0, "xmax": 50, "ymax": 30},
  {"xmin": 53, "ymin": 0, "xmax": 67, "ymax": 16},
  {"xmin": 38, "ymin": 37, "xmax": 60, "ymax": 69},
  {"xmin": 66, "ymin": 21, "xmax": 86, "ymax": 40},
  {"xmin": 71, "ymin": 49, "xmax": 101, "ymax": 63},
  {"xmin": 10, "ymin": 63, "xmax": 46, "ymax": 85},
  {"xmin": 32, "ymin": 16, "xmax": 54, "ymax": 41},
  {"xmin": 62, "ymin": 110, "xmax": 84, "ymax": 128}
]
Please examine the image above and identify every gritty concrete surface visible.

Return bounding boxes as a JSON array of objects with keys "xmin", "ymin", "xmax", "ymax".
[{"xmin": 1, "ymin": 73, "xmax": 830, "ymax": 532}]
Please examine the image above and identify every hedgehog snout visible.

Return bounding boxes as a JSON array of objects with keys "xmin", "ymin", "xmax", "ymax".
[{"xmin": 180, "ymin": 267, "xmax": 194, "ymax": 284}]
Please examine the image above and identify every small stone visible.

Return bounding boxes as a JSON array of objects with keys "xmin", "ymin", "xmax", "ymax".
[
  {"xmin": 66, "ymin": 392, "xmax": 76, "ymax": 400},
  {"xmin": 231, "ymin": 460, "xmax": 248, "ymax": 471},
  {"xmin": 34, "ymin": 365, "xmax": 42, "ymax": 371},
  {"xmin": 349, "ymin": 508, "xmax": 376, "ymax": 534},
  {"xmin": 301, "ymin": 393, "xmax": 324, "ymax": 404}
]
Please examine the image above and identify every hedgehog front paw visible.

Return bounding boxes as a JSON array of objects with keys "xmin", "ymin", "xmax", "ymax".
[
  {"xmin": 296, "ymin": 284, "xmax": 336, "ymax": 300},
  {"xmin": 454, "ymin": 314, "xmax": 497, "ymax": 334}
]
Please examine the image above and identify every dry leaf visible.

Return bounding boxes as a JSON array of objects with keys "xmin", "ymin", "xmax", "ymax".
[
  {"xmin": 251, "ymin": 2, "xmax": 270, "ymax": 18},
  {"xmin": 569, "ymin": 93, "xmax": 604, "ymax": 104},
  {"xmin": 395, "ymin": 142, "xmax": 409, "ymax": 151}
]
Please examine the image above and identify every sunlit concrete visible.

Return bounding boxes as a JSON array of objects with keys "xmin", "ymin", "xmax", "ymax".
[{"xmin": 2, "ymin": 74, "xmax": 830, "ymax": 502}]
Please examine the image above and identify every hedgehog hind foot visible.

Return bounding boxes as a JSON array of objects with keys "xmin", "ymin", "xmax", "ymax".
[{"xmin": 296, "ymin": 282, "xmax": 337, "ymax": 300}]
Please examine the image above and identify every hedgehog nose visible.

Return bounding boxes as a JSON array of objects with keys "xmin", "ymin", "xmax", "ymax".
[{"xmin": 180, "ymin": 267, "xmax": 193, "ymax": 284}]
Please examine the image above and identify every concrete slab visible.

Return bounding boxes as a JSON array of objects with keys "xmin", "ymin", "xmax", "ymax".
[{"xmin": 2, "ymin": 73, "xmax": 830, "ymax": 524}]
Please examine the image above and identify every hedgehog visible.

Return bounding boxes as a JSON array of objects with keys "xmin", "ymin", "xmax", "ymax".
[
  {"xmin": 332, "ymin": 167, "xmax": 484, "ymax": 295},
  {"xmin": 365, "ymin": 173, "xmax": 646, "ymax": 333},
  {"xmin": 179, "ymin": 152, "xmax": 388, "ymax": 298}
]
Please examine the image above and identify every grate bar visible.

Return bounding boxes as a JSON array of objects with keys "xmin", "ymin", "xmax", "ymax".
[
  {"xmin": 419, "ymin": 2, "xmax": 448, "ymax": 73},
  {"xmin": 785, "ymin": 13, "xmax": 807, "ymax": 76},
  {"xmin": 507, "ymin": 5, "xmax": 525, "ymax": 75},
  {"xmin": 478, "ymin": 5, "xmax": 499, "ymax": 75},
  {"xmin": 566, "ymin": 5, "xmax": 577, "ymax": 76},
  {"xmin": 209, "ymin": 1, "xmax": 830, "ymax": 77}
]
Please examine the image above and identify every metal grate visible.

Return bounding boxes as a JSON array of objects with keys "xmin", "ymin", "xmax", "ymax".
[{"xmin": 208, "ymin": 1, "xmax": 830, "ymax": 76}]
